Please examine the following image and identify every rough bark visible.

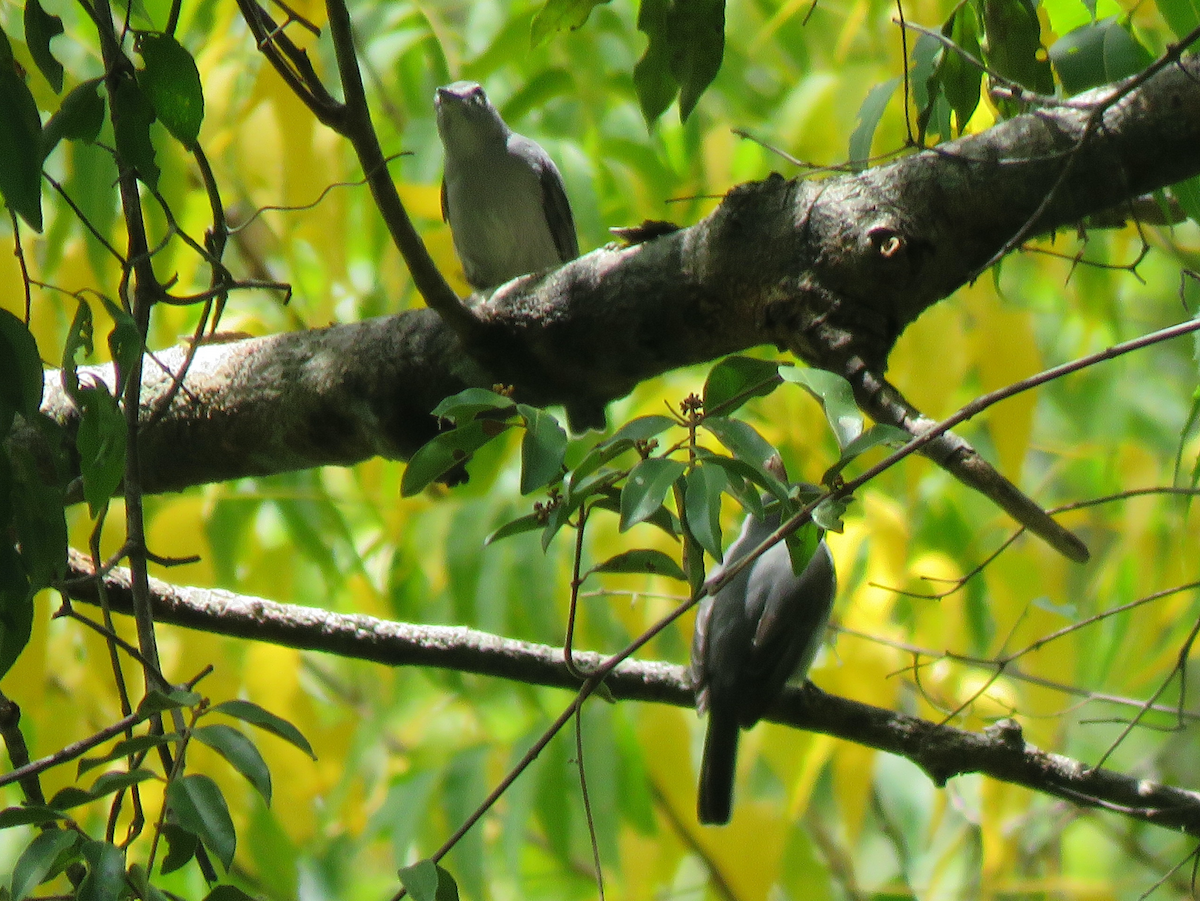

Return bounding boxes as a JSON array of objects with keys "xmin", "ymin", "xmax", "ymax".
[{"xmin": 17, "ymin": 56, "xmax": 1200, "ymax": 550}]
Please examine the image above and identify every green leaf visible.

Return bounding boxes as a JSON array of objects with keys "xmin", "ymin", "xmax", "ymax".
[
  {"xmin": 1049, "ymin": 17, "xmax": 1152, "ymax": 94},
  {"xmin": 633, "ymin": 0, "xmax": 678, "ymax": 124},
  {"xmin": 110, "ymin": 75, "xmax": 159, "ymax": 188},
  {"xmin": 619, "ymin": 457, "xmax": 686, "ymax": 531},
  {"xmin": 0, "ymin": 805, "xmax": 66, "ymax": 829},
  {"xmin": 11, "ymin": 829, "xmax": 77, "ymax": 901},
  {"xmin": 849, "ymin": 77, "xmax": 900, "ymax": 170},
  {"xmin": 668, "ymin": 0, "xmax": 725, "ymax": 121},
  {"xmin": 75, "ymin": 385, "xmax": 127, "ymax": 516},
  {"xmin": 604, "ymin": 414, "xmax": 677, "ymax": 445},
  {"xmin": 431, "ymin": 388, "xmax": 518, "ymax": 422},
  {"xmin": 23, "ymin": 0, "xmax": 64, "ymax": 93},
  {"xmin": 399, "ymin": 859, "xmax": 439, "ymax": 901},
  {"xmin": 0, "ymin": 38, "xmax": 45, "ymax": 231},
  {"xmin": 485, "ymin": 511, "xmax": 544, "ymax": 544},
  {"xmin": 702, "ymin": 356, "xmax": 781, "ymax": 416},
  {"xmin": 533, "ymin": 732, "xmax": 573, "ymax": 867},
  {"xmin": 210, "ymin": 699, "xmax": 316, "ymax": 758},
  {"xmin": 700, "ymin": 417, "xmax": 778, "ymax": 472},
  {"xmin": 100, "ymin": 296, "xmax": 141, "ymax": 391},
  {"xmin": 193, "ymin": 724, "xmax": 273, "ymax": 805},
  {"xmin": 784, "ymin": 521, "xmax": 823, "ymax": 577},
  {"xmin": 823, "ymin": 423, "xmax": 909, "ymax": 482},
  {"xmin": 501, "ymin": 69, "xmax": 574, "ymax": 124},
  {"xmin": 781, "ymin": 367, "xmax": 865, "ymax": 450},
  {"xmin": 1101, "ymin": 17, "xmax": 1151, "ymax": 80},
  {"xmin": 159, "ymin": 822, "xmax": 198, "ymax": 875},
  {"xmin": 568, "ymin": 415, "xmax": 676, "ymax": 498},
  {"xmin": 981, "ymin": 0, "xmax": 1055, "ymax": 95},
  {"xmin": 87, "ymin": 767, "xmax": 158, "ymax": 799},
  {"xmin": 47, "ymin": 786, "xmax": 92, "ymax": 810},
  {"xmin": 61, "ymin": 298, "xmax": 94, "ymax": 399},
  {"xmin": 1172, "ymin": 174, "xmax": 1200, "ymax": 226},
  {"xmin": 167, "ymin": 774, "xmax": 236, "ymax": 871},
  {"xmin": 589, "ymin": 548, "xmax": 687, "ymax": 581},
  {"xmin": 695, "ymin": 452, "xmax": 772, "ymax": 518},
  {"xmin": 441, "ymin": 749, "xmax": 485, "ymax": 898},
  {"xmin": 203, "ymin": 887, "xmax": 256, "ymax": 901},
  {"xmin": 7, "ymin": 441, "xmax": 67, "ymax": 591},
  {"xmin": 126, "ymin": 863, "xmax": 174, "ymax": 901},
  {"xmin": 78, "ymin": 840, "xmax": 125, "ymax": 901},
  {"xmin": 813, "ymin": 494, "xmax": 852, "ymax": 532},
  {"xmin": 0, "ymin": 543, "xmax": 34, "ymax": 679},
  {"xmin": 78, "ymin": 732, "xmax": 182, "ymax": 776},
  {"xmin": 401, "ymin": 419, "xmax": 512, "ymax": 496},
  {"xmin": 592, "ymin": 485, "xmax": 680, "ymax": 537},
  {"xmin": 563, "ymin": 467, "xmax": 623, "ymax": 513},
  {"xmin": 912, "ymin": 30, "xmax": 947, "ymax": 143},
  {"xmin": 568, "ymin": 441, "xmax": 635, "ymax": 491},
  {"xmin": 138, "ymin": 687, "xmax": 202, "ymax": 715},
  {"xmin": 1157, "ymin": 0, "xmax": 1200, "ymax": 39},
  {"xmin": 69, "ymin": 140, "xmax": 120, "ymax": 278},
  {"xmin": 517, "ymin": 405, "xmax": 567, "ymax": 494},
  {"xmin": 530, "ymin": 0, "xmax": 608, "ymax": 46},
  {"xmin": 938, "ymin": 4, "xmax": 983, "ymax": 133},
  {"xmin": 398, "ymin": 860, "xmax": 460, "ymax": 901},
  {"xmin": 43, "ymin": 78, "xmax": 105, "ymax": 159},
  {"xmin": 539, "ymin": 496, "xmax": 574, "ymax": 551},
  {"xmin": 432, "ymin": 864, "xmax": 461, "ymax": 900},
  {"xmin": 684, "ymin": 464, "xmax": 726, "ymax": 561},
  {"xmin": 137, "ymin": 34, "xmax": 204, "ymax": 148},
  {"xmin": 0, "ymin": 309, "xmax": 44, "ymax": 434}
]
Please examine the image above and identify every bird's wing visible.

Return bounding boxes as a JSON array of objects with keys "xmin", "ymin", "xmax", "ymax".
[
  {"xmin": 541, "ymin": 164, "xmax": 579, "ymax": 261},
  {"xmin": 737, "ymin": 540, "xmax": 836, "ymax": 724},
  {"xmin": 506, "ymin": 134, "xmax": 579, "ymax": 262},
  {"xmin": 440, "ymin": 178, "xmax": 449, "ymax": 223}
]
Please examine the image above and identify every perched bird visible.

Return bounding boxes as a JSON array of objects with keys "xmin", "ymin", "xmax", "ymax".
[
  {"xmin": 435, "ymin": 81, "xmax": 604, "ymax": 433},
  {"xmin": 435, "ymin": 81, "xmax": 579, "ymax": 291},
  {"xmin": 691, "ymin": 481, "xmax": 838, "ymax": 825}
]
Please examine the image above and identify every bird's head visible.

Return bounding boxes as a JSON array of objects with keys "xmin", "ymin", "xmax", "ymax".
[{"xmin": 435, "ymin": 81, "xmax": 509, "ymax": 155}]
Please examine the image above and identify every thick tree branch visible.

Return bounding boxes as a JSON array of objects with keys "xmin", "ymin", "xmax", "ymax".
[
  {"xmin": 17, "ymin": 56, "xmax": 1200, "ymax": 550},
  {"xmin": 62, "ymin": 550, "xmax": 1200, "ymax": 836}
]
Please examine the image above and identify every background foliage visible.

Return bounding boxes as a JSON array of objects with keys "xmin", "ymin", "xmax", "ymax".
[{"xmin": 2, "ymin": 0, "xmax": 1200, "ymax": 897}]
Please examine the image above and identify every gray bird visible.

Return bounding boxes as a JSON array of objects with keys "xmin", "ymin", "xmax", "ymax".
[
  {"xmin": 435, "ymin": 81, "xmax": 605, "ymax": 433},
  {"xmin": 691, "ymin": 485, "xmax": 837, "ymax": 825},
  {"xmin": 435, "ymin": 81, "xmax": 579, "ymax": 291}
]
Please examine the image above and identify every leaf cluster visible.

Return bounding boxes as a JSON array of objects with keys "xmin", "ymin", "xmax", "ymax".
[
  {"xmin": 405, "ymin": 356, "xmax": 907, "ymax": 598},
  {"xmin": 3, "ymin": 690, "xmax": 313, "ymax": 901}
]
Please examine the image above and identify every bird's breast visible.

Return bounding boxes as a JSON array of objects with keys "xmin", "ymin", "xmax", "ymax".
[{"xmin": 443, "ymin": 153, "xmax": 562, "ymax": 288}]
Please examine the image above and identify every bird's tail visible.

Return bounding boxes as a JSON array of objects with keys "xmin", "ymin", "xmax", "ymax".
[{"xmin": 698, "ymin": 710, "xmax": 740, "ymax": 825}]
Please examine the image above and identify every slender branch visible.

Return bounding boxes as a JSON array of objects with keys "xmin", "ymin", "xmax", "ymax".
[
  {"xmin": 59, "ymin": 550, "xmax": 1200, "ymax": 836},
  {"xmin": 319, "ymin": 0, "xmax": 477, "ymax": 334},
  {"xmin": 0, "ymin": 703, "xmax": 156, "ymax": 791}
]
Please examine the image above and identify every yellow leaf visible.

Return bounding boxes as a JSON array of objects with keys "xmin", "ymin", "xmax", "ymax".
[
  {"xmin": 968, "ymin": 291, "xmax": 1041, "ymax": 477},
  {"xmin": 398, "ymin": 182, "xmax": 443, "ymax": 222}
]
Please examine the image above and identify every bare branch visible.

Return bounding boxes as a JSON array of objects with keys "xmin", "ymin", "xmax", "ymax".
[{"xmin": 62, "ymin": 550, "xmax": 1200, "ymax": 836}]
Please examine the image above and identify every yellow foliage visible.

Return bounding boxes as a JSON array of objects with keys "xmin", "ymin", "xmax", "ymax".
[
  {"xmin": 832, "ymin": 740, "xmax": 877, "ymax": 842},
  {"xmin": 891, "ymin": 300, "xmax": 973, "ymax": 417},
  {"xmin": 147, "ymin": 496, "xmax": 216, "ymax": 586},
  {"xmin": 775, "ymin": 730, "xmax": 837, "ymax": 816},
  {"xmin": 618, "ymin": 821, "xmax": 685, "ymax": 897},
  {"xmin": 835, "ymin": 0, "xmax": 871, "ymax": 63},
  {"xmin": 967, "ymin": 290, "xmax": 1041, "ymax": 478}
]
